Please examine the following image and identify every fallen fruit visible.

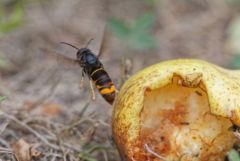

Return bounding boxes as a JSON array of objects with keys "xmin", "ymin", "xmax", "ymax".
[{"xmin": 112, "ymin": 59, "xmax": 240, "ymax": 161}]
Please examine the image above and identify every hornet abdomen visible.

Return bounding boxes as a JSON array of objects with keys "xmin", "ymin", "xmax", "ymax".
[{"xmin": 90, "ymin": 68, "xmax": 116, "ymax": 104}]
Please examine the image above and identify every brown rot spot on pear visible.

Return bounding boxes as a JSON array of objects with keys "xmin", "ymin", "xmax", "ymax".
[{"xmin": 144, "ymin": 87, "xmax": 152, "ymax": 93}]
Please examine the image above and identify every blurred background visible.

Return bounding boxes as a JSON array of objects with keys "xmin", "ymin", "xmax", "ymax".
[{"xmin": 1, "ymin": 0, "xmax": 240, "ymax": 160}]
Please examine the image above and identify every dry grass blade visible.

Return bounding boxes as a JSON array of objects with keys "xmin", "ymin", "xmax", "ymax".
[
  {"xmin": 144, "ymin": 144, "xmax": 168, "ymax": 161},
  {"xmin": 0, "ymin": 147, "xmax": 18, "ymax": 161},
  {"xmin": 2, "ymin": 113, "xmax": 60, "ymax": 150},
  {"xmin": 0, "ymin": 119, "xmax": 10, "ymax": 135}
]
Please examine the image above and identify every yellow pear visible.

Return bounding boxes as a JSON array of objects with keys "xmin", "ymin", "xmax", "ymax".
[{"xmin": 112, "ymin": 59, "xmax": 240, "ymax": 161}]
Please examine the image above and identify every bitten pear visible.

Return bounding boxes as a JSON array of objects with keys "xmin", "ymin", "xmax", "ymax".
[{"xmin": 113, "ymin": 59, "xmax": 240, "ymax": 161}]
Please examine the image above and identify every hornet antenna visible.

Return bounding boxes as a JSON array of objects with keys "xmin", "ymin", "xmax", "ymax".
[
  {"xmin": 60, "ymin": 42, "xmax": 79, "ymax": 50},
  {"xmin": 85, "ymin": 38, "xmax": 94, "ymax": 48}
]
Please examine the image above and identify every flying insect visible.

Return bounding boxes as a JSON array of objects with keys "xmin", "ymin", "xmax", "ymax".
[{"xmin": 59, "ymin": 40, "xmax": 116, "ymax": 104}]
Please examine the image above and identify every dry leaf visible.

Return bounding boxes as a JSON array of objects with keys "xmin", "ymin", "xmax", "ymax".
[
  {"xmin": 12, "ymin": 139, "xmax": 42, "ymax": 161},
  {"xmin": 30, "ymin": 146, "xmax": 43, "ymax": 160},
  {"xmin": 41, "ymin": 103, "xmax": 61, "ymax": 117},
  {"xmin": 12, "ymin": 139, "xmax": 31, "ymax": 161},
  {"xmin": 23, "ymin": 101, "xmax": 38, "ymax": 111}
]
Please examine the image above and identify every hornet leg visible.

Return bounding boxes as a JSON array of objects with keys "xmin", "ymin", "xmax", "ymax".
[
  {"xmin": 89, "ymin": 80, "xmax": 96, "ymax": 100},
  {"xmin": 80, "ymin": 70, "xmax": 85, "ymax": 89}
]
